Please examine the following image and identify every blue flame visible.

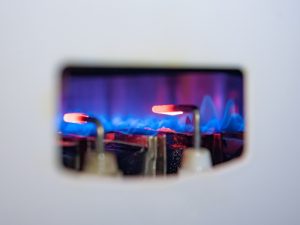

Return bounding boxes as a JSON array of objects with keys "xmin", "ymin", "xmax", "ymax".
[
  {"xmin": 200, "ymin": 96, "xmax": 245, "ymax": 133},
  {"xmin": 220, "ymin": 99, "xmax": 245, "ymax": 132},
  {"xmin": 58, "ymin": 96, "xmax": 244, "ymax": 136}
]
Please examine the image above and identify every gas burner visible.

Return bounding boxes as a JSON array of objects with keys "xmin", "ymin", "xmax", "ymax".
[{"xmin": 59, "ymin": 130, "xmax": 244, "ymax": 175}]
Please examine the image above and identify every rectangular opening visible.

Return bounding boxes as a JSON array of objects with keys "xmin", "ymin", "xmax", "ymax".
[{"xmin": 57, "ymin": 66, "xmax": 245, "ymax": 177}]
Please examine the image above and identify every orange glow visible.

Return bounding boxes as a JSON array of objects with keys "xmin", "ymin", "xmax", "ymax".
[
  {"xmin": 63, "ymin": 113, "xmax": 89, "ymax": 124},
  {"xmin": 152, "ymin": 105, "xmax": 183, "ymax": 116},
  {"xmin": 157, "ymin": 127, "xmax": 176, "ymax": 133}
]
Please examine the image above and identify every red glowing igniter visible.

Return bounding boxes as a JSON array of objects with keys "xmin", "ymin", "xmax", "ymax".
[
  {"xmin": 152, "ymin": 104, "xmax": 198, "ymax": 115},
  {"xmin": 63, "ymin": 113, "xmax": 90, "ymax": 124}
]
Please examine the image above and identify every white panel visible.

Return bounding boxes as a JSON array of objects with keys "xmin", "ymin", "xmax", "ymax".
[{"xmin": 0, "ymin": 0, "xmax": 299, "ymax": 224}]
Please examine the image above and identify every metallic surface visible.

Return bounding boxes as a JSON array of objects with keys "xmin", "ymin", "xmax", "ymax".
[
  {"xmin": 88, "ymin": 117, "xmax": 105, "ymax": 154},
  {"xmin": 157, "ymin": 134, "xmax": 167, "ymax": 175},
  {"xmin": 145, "ymin": 136, "xmax": 158, "ymax": 176},
  {"xmin": 193, "ymin": 109, "xmax": 200, "ymax": 149}
]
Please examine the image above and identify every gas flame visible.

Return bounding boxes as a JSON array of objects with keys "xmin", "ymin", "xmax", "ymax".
[{"xmin": 60, "ymin": 96, "xmax": 244, "ymax": 136}]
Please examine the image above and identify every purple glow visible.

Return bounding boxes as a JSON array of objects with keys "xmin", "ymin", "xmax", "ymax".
[{"xmin": 59, "ymin": 71, "xmax": 244, "ymax": 136}]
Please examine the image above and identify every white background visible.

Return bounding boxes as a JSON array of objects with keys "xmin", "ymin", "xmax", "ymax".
[{"xmin": 0, "ymin": 0, "xmax": 299, "ymax": 224}]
